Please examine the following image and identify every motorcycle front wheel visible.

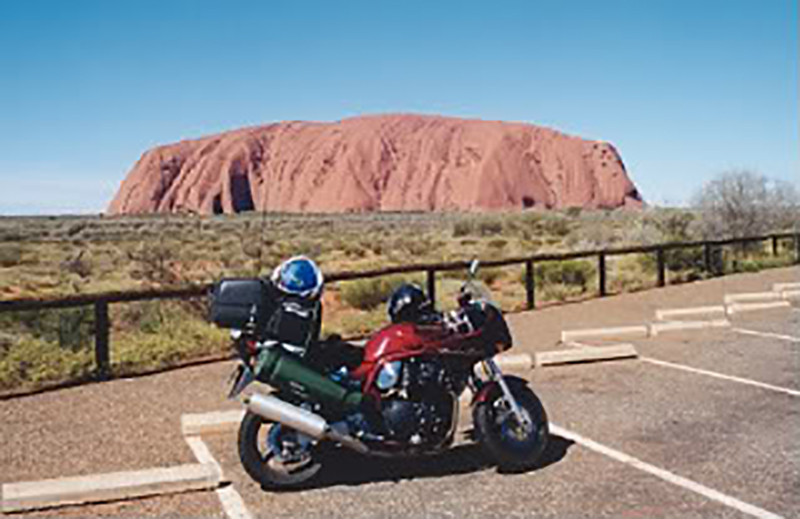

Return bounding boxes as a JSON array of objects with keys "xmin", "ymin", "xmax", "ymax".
[
  {"xmin": 473, "ymin": 382, "xmax": 548, "ymax": 471},
  {"xmin": 238, "ymin": 410, "xmax": 323, "ymax": 489}
]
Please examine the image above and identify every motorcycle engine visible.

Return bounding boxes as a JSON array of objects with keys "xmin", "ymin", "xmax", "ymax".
[{"xmin": 377, "ymin": 357, "xmax": 456, "ymax": 446}]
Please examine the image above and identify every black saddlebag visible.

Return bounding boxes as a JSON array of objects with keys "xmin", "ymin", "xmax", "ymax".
[{"xmin": 209, "ymin": 278, "xmax": 276, "ymax": 330}]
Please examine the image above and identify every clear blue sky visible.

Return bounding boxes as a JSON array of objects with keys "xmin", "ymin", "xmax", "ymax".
[{"xmin": 1, "ymin": 0, "xmax": 796, "ymax": 214}]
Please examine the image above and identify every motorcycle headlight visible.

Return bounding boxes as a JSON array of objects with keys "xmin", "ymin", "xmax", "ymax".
[{"xmin": 376, "ymin": 361, "xmax": 403, "ymax": 391}]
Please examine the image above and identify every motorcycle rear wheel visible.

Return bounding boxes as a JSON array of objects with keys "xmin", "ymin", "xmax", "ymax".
[
  {"xmin": 238, "ymin": 411, "xmax": 323, "ymax": 489},
  {"xmin": 473, "ymin": 383, "xmax": 548, "ymax": 471}
]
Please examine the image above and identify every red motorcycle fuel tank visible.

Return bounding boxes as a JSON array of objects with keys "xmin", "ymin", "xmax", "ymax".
[{"xmin": 351, "ymin": 323, "xmax": 450, "ymax": 384}]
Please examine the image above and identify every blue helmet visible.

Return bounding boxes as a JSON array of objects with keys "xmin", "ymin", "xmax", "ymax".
[{"xmin": 271, "ymin": 256, "xmax": 324, "ymax": 299}]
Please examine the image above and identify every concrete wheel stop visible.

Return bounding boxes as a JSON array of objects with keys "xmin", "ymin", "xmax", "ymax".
[{"xmin": 1, "ymin": 464, "xmax": 222, "ymax": 513}]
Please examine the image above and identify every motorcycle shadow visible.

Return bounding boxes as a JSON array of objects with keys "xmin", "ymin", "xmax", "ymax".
[{"xmin": 286, "ymin": 432, "xmax": 574, "ymax": 491}]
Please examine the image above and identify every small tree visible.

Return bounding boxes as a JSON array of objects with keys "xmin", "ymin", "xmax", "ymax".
[{"xmin": 692, "ymin": 169, "xmax": 799, "ymax": 239}]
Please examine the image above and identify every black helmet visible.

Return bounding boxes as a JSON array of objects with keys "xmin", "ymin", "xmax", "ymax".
[{"xmin": 387, "ymin": 283, "xmax": 432, "ymax": 323}]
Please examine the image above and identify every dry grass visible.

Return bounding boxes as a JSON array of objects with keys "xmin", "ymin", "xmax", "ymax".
[{"xmin": 0, "ymin": 209, "xmax": 794, "ymax": 392}]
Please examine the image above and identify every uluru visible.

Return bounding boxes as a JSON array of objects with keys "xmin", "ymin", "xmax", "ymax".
[{"xmin": 107, "ymin": 114, "xmax": 643, "ymax": 215}]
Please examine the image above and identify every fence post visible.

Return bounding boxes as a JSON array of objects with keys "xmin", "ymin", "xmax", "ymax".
[
  {"xmin": 704, "ymin": 243, "xmax": 713, "ymax": 275},
  {"xmin": 94, "ymin": 301, "xmax": 110, "ymax": 379},
  {"xmin": 772, "ymin": 236, "xmax": 779, "ymax": 256},
  {"xmin": 525, "ymin": 260, "xmax": 535, "ymax": 310},
  {"xmin": 656, "ymin": 248, "xmax": 666, "ymax": 287},
  {"xmin": 598, "ymin": 253, "xmax": 607, "ymax": 297},
  {"xmin": 427, "ymin": 269, "xmax": 436, "ymax": 306},
  {"xmin": 795, "ymin": 234, "xmax": 800, "ymax": 264}
]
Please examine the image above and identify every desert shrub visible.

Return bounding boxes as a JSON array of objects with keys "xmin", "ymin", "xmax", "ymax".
[
  {"xmin": 477, "ymin": 218, "xmax": 504, "ymax": 237},
  {"xmin": 646, "ymin": 210, "xmax": 696, "ymax": 241},
  {"xmin": 478, "ymin": 267, "xmax": 504, "ymax": 286},
  {"xmin": 566, "ymin": 224, "xmax": 618, "ymax": 249},
  {"xmin": 453, "ymin": 220, "xmax": 475, "ymax": 237},
  {"xmin": 113, "ymin": 309, "xmax": 228, "ymax": 374},
  {"xmin": 284, "ymin": 238, "xmax": 324, "ymax": 260},
  {"xmin": 398, "ymin": 236, "xmax": 434, "ymax": 257},
  {"xmin": 692, "ymin": 169, "xmax": 799, "ymax": 239},
  {"xmin": 637, "ymin": 246, "xmax": 704, "ymax": 275},
  {"xmin": 0, "ymin": 307, "xmax": 94, "ymax": 351},
  {"xmin": 539, "ymin": 284, "xmax": 585, "ymax": 303},
  {"xmin": 727, "ymin": 254, "xmax": 790, "ymax": 274},
  {"xmin": 322, "ymin": 307, "xmax": 388, "ymax": 338},
  {"xmin": 487, "ymin": 238, "xmax": 507, "ymax": 250},
  {"xmin": 365, "ymin": 239, "xmax": 385, "ymax": 256},
  {"xmin": 341, "ymin": 240, "xmax": 368, "ymax": 258},
  {"xmin": 0, "ymin": 244, "xmax": 23, "ymax": 267},
  {"xmin": 441, "ymin": 268, "xmax": 468, "ymax": 280},
  {"xmin": 0, "ymin": 336, "xmax": 94, "ymax": 390},
  {"xmin": 340, "ymin": 275, "xmax": 422, "ymax": 311},
  {"xmin": 128, "ymin": 240, "xmax": 178, "ymax": 285},
  {"xmin": 534, "ymin": 260, "xmax": 595, "ymax": 291},
  {"xmin": 540, "ymin": 216, "xmax": 572, "ymax": 237},
  {"xmin": 609, "ymin": 256, "xmax": 652, "ymax": 293},
  {"xmin": 60, "ymin": 251, "xmax": 93, "ymax": 278},
  {"xmin": 66, "ymin": 222, "xmax": 88, "ymax": 237}
]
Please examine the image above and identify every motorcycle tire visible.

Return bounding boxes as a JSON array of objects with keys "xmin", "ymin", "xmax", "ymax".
[
  {"xmin": 473, "ymin": 382, "xmax": 548, "ymax": 471},
  {"xmin": 238, "ymin": 410, "xmax": 323, "ymax": 489}
]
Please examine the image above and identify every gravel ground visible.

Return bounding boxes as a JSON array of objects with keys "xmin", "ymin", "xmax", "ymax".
[
  {"xmin": 629, "ymin": 308, "xmax": 799, "ymax": 391},
  {"xmin": 201, "ymin": 417, "xmax": 733, "ymax": 519},
  {"xmin": 1, "ymin": 266, "xmax": 797, "ymax": 517},
  {"xmin": 22, "ymin": 489, "xmax": 225, "ymax": 519},
  {"xmin": 0, "ymin": 361, "xmax": 242, "ymax": 485}
]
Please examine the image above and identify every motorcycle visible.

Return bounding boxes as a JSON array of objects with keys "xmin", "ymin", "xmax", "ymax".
[{"xmin": 214, "ymin": 260, "xmax": 549, "ymax": 489}]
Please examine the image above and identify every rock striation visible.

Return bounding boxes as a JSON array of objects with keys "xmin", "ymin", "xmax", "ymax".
[{"xmin": 107, "ymin": 114, "xmax": 642, "ymax": 215}]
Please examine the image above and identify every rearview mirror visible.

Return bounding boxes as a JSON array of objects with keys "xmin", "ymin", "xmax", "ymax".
[{"xmin": 468, "ymin": 259, "xmax": 480, "ymax": 278}]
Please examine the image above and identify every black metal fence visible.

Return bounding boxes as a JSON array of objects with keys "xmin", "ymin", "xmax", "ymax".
[{"xmin": 0, "ymin": 232, "xmax": 797, "ymax": 379}]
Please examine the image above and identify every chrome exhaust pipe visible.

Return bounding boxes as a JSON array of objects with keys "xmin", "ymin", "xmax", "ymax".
[{"xmin": 245, "ymin": 392, "xmax": 369, "ymax": 454}]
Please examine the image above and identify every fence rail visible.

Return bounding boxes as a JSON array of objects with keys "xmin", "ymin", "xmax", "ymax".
[{"xmin": 1, "ymin": 231, "xmax": 797, "ymax": 378}]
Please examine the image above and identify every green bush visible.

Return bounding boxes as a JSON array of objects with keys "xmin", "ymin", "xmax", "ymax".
[
  {"xmin": 0, "ymin": 307, "xmax": 94, "ymax": 351},
  {"xmin": 0, "ymin": 336, "xmax": 94, "ymax": 390},
  {"xmin": 113, "ymin": 314, "xmax": 228, "ymax": 373},
  {"xmin": 728, "ymin": 255, "xmax": 790, "ymax": 274}
]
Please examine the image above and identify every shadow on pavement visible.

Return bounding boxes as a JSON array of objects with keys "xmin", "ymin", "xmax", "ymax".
[{"xmin": 276, "ymin": 433, "xmax": 573, "ymax": 491}]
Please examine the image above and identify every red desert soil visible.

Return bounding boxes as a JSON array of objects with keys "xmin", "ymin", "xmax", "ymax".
[{"xmin": 108, "ymin": 114, "xmax": 643, "ymax": 215}]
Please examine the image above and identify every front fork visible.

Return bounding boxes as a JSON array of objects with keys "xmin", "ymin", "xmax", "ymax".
[{"xmin": 480, "ymin": 359, "xmax": 532, "ymax": 429}]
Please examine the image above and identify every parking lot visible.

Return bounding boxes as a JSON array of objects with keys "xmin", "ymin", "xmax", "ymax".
[
  {"xmin": 207, "ymin": 305, "xmax": 797, "ymax": 519},
  {"xmin": 3, "ymin": 270, "xmax": 798, "ymax": 518}
]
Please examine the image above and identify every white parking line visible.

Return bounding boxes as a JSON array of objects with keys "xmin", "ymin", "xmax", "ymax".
[
  {"xmin": 185, "ymin": 436, "xmax": 222, "ymax": 471},
  {"xmin": 551, "ymin": 424, "xmax": 784, "ymax": 519},
  {"xmin": 184, "ymin": 436, "xmax": 253, "ymax": 519},
  {"xmin": 733, "ymin": 328, "xmax": 800, "ymax": 343},
  {"xmin": 641, "ymin": 357, "xmax": 800, "ymax": 397},
  {"xmin": 216, "ymin": 485, "xmax": 252, "ymax": 519}
]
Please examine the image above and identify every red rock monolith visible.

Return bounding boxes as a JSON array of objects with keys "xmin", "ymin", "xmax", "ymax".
[{"xmin": 107, "ymin": 114, "xmax": 642, "ymax": 214}]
